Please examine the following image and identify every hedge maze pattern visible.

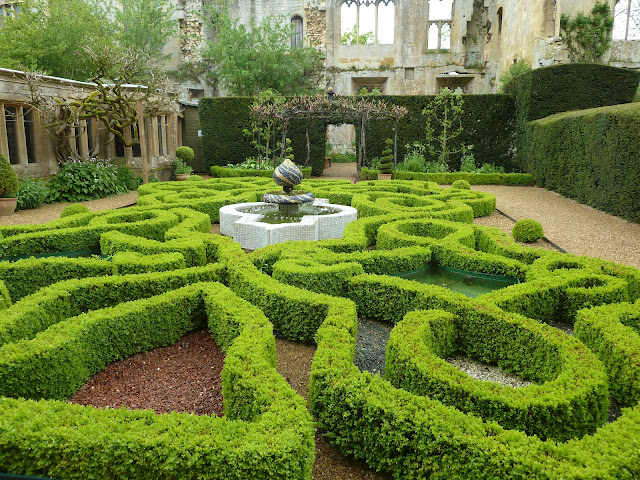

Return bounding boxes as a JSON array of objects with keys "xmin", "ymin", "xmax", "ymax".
[{"xmin": 0, "ymin": 177, "xmax": 639, "ymax": 479}]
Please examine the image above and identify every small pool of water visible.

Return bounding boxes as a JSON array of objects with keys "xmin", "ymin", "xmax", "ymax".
[
  {"xmin": 391, "ymin": 264, "xmax": 519, "ymax": 298},
  {"xmin": 237, "ymin": 204, "xmax": 340, "ymax": 224}
]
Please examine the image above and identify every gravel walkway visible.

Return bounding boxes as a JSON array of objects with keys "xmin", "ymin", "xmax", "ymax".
[
  {"xmin": 471, "ymin": 185, "xmax": 640, "ymax": 269},
  {"xmin": 0, "ymin": 191, "xmax": 138, "ymax": 226}
]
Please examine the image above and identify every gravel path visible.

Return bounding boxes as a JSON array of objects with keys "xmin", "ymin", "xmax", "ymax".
[{"xmin": 471, "ymin": 185, "xmax": 640, "ymax": 269}]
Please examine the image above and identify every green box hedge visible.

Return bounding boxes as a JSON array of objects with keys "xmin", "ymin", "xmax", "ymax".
[{"xmin": 520, "ymin": 102, "xmax": 640, "ymax": 222}]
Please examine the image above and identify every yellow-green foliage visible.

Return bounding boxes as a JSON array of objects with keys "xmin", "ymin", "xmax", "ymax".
[{"xmin": 0, "ymin": 177, "xmax": 639, "ymax": 479}]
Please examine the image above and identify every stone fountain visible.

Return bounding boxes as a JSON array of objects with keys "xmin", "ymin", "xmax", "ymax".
[{"xmin": 220, "ymin": 159, "xmax": 357, "ymax": 250}]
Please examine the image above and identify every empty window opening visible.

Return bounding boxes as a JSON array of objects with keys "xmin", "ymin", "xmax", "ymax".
[
  {"xmin": 4, "ymin": 106, "xmax": 18, "ymax": 164},
  {"xmin": 497, "ymin": 7, "xmax": 503, "ymax": 34},
  {"xmin": 428, "ymin": 0, "xmax": 453, "ymax": 50},
  {"xmin": 291, "ymin": 15, "xmax": 304, "ymax": 48},
  {"xmin": 614, "ymin": 0, "xmax": 640, "ymax": 40},
  {"xmin": 24, "ymin": 109, "xmax": 36, "ymax": 163},
  {"xmin": 341, "ymin": 0, "xmax": 395, "ymax": 45}
]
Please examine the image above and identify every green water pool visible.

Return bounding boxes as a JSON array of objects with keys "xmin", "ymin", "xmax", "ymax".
[{"xmin": 391, "ymin": 264, "xmax": 519, "ymax": 298}]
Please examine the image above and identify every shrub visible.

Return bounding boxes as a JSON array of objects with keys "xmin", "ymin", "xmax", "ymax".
[
  {"xmin": 61, "ymin": 204, "xmax": 90, "ymax": 218},
  {"xmin": 175, "ymin": 146, "xmax": 195, "ymax": 164},
  {"xmin": 451, "ymin": 179, "xmax": 471, "ymax": 190},
  {"xmin": 512, "ymin": 219, "xmax": 544, "ymax": 243},
  {"xmin": 0, "ymin": 153, "xmax": 18, "ymax": 198},
  {"xmin": 186, "ymin": 175, "xmax": 204, "ymax": 181},
  {"xmin": 115, "ymin": 165, "xmax": 142, "ymax": 191},
  {"xmin": 173, "ymin": 158, "xmax": 193, "ymax": 176},
  {"xmin": 331, "ymin": 153, "xmax": 356, "ymax": 163},
  {"xmin": 378, "ymin": 139, "xmax": 394, "ymax": 175},
  {"xmin": 46, "ymin": 159, "xmax": 124, "ymax": 203},
  {"xmin": 16, "ymin": 178, "xmax": 48, "ymax": 210}
]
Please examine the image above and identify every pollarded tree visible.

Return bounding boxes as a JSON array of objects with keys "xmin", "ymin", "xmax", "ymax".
[{"xmin": 202, "ymin": 6, "xmax": 325, "ymax": 96}]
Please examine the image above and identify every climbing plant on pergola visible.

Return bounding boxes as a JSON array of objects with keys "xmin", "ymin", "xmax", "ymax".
[{"xmin": 250, "ymin": 95, "xmax": 407, "ymax": 177}]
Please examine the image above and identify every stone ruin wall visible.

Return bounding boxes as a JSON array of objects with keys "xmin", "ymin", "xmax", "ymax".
[{"xmin": 159, "ymin": 0, "xmax": 638, "ymax": 98}]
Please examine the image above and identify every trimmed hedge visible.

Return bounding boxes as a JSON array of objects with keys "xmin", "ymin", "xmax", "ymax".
[
  {"xmin": 211, "ymin": 165, "xmax": 312, "ymax": 179},
  {"xmin": 521, "ymin": 102, "xmax": 640, "ymax": 222},
  {"xmin": 386, "ymin": 309, "xmax": 608, "ymax": 441},
  {"xmin": 575, "ymin": 301, "xmax": 640, "ymax": 406},
  {"xmin": 504, "ymin": 63, "xmax": 640, "ymax": 123},
  {"xmin": 394, "ymin": 171, "xmax": 535, "ymax": 185},
  {"xmin": 365, "ymin": 95, "xmax": 517, "ymax": 172},
  {"xmin": 199, "ymin": 95, "xmax": 517, "ymax": 175},
  {"xmin": 0, "ymin": 282, "xmax": 314, "ymax": 479},
  {"xmin": 310, "ymin": 274, "xmax": 640, "ymax": 479},
  {"xmin": 2, "ymin": 177, "xmax": 640, "ymax": 478}
]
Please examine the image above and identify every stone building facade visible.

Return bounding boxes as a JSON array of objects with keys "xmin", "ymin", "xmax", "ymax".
[
  {"xmin": 162, "ymin": 0, "xmax": 639, "ymax": 97},
  {"xmin": 0, "ymin": 68, "xmax": 181, "ymax": 179}
]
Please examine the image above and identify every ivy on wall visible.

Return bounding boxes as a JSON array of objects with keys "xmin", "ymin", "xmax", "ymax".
[{"xmin": 560, "ymin": 2, "xmax": 614, "ymax": 63}]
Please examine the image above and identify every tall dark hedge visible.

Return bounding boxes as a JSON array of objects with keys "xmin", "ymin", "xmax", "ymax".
[
  {"xmin": 524, "ymin": 102, "xmax": 640, "ymax": 222},
  {"xmin": 504, "ymin": 63, "xmax": 640, "ymax": 123},
  {"xmin": 200, "ymin": 95, "xmax": 517, "ymax": 175},
  {"xmin": 199, "ymin": 97, "xmax": 327, "ymax": 175},
  {"xmin": 365, "ymin": 95, "xmax": 516, "ymax": 172}
]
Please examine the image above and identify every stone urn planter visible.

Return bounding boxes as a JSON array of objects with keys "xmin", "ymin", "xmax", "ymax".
[
  {"xmin": 377, "ymin": 173, "xmax": 393, "ymax": 180},
  {"xmin": 175, "ymin": 174, "xmax": 190, "ymax": 181},
  {"xmin": 0, "ymin": 197, "xmax": 17, "ymax": 216}
]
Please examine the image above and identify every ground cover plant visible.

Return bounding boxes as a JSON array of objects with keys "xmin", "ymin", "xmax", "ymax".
[{"xmin": 0, "ymin": 177, "xmax": 639, "ymax": 479}]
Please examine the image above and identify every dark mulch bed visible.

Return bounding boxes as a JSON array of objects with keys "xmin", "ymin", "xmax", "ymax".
[{"xmin": 68, "ymin": 329, "xmax": 225, "ymax": 416}]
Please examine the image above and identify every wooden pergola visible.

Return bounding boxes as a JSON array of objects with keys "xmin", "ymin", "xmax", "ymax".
[{"xmin": 250, "ymin": 95, "xmax": 408, "ymax": 177}]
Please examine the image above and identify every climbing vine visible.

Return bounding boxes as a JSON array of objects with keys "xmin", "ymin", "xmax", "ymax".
[{"xmin": 560, "ymin": 2, "xmax": 614, "ymax": 63}]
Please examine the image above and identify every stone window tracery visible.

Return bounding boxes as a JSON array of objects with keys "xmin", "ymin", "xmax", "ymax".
[
  {"xmin": 427, "ymin": 0, "xmax": 453, "ymax": 50},
  {"xmin": 340, "ymin": 0, "xmax": 395, "ymax": 45},
  {"xmin": 613, "ymin": 0, "xmax": 640, "ymax": 40}
]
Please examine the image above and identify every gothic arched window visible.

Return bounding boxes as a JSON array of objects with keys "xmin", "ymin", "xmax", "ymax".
[
  {"xmin": 340, "ymin": 0, "xmax": 395, "ymax": 45},
  {"xmin": 613, "ymin": 0, "xmax": 640, "ymax": 40}
]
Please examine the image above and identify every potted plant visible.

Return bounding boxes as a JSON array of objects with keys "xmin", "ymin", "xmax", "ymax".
[
  {"xmin": 173, "ymin": 158, "xmax": 193, "ymax": 181},
  {"xmin": 378, "ymin": 138, "xmax": 394, "ymax": 180},
  {"xmin": 0, "ymin": 153, "xmax": 18, "ymax": 215},
  {"xmin": 174, "ymin": 146, "xmax": 195, "ymax": 180}
]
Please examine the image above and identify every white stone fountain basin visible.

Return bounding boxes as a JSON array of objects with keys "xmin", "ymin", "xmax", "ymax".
[{"xmin": 219, "ymin": 199, "xmax": 357, "ymax": 250}]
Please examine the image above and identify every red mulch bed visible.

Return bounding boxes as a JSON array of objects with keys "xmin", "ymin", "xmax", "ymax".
[{"xmin": 68, "ymin": 329, "xmax": 225, "ymax": 416}]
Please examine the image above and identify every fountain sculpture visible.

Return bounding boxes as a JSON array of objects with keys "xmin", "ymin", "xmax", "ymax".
[{"xmin": 220, "ymin": 159, "xmax": 357, "ymax": 250}]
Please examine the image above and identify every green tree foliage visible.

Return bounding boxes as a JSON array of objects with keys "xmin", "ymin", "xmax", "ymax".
[
  {"xmin": 0, "ymin": 0, "xmax": 115, "ymax": 80},
  {"xmin": 116, "ymin": 0, "xmax": 175, "ymax": 60},
  {"xmin": 341, "ymin": 26, "xmax": 375, "ymax": 45},
  {"xmin": 422, "ymin": 88, "xmax": 469, "ymax": 168},
  {"xmin": 0, "ymin": 0, "xmax": 175, "ymax": 82},
  {"xmin": 202, "ymin": 8, "xmax": 324, "ymax": 96},
  {"xmin": 560, "ymin": 2, "xmax": 614, "ymax": 63},
  {"xmin": 498, "ymin": 59, "xmax": 531, "ymax": 92}
]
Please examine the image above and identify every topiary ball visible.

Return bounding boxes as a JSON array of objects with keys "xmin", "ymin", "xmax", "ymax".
[
  {"xmin": 451, "ymin": 179, "xmax": 471, "ymax": 190},
  {"xmin": 0, "ymin": 153, "xmax": 18, "ymax": 198},
  {"xmin": 512, "ymin": 219, "xmax": 544, "ymax": 243},
  {"xmin": 61, "ymin": 204, "xmax": 90, "ymax": 218},
  {"xmin": 175, "ymin": 146, "xmax": 195, "ymax": 163},
  {"xmin": 186, "ymin": 175, "xmax": 203, "ymax": 182}
]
